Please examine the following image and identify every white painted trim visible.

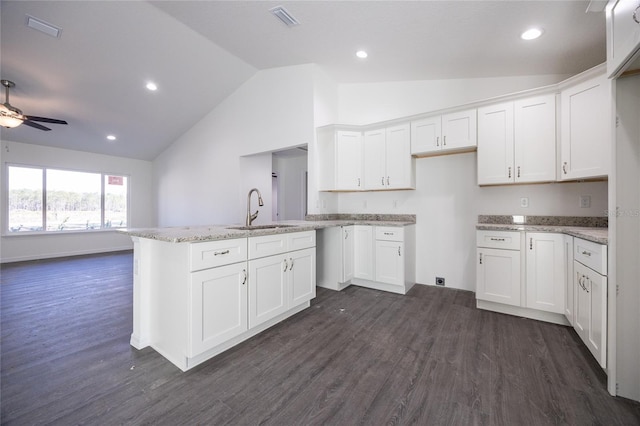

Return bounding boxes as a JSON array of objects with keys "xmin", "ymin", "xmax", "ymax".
[{"xmin": 477, "ymin": 299, "xmax": 571, "ymax": 326}]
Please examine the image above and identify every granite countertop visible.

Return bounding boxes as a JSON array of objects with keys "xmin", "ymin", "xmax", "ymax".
[
  {"xmin": 476, "ymin": 215, "xmax": 608, "ymax": 245},
  {"xmin": 119, "ymin": 214, "xmax": 416, "ymax": 243}
]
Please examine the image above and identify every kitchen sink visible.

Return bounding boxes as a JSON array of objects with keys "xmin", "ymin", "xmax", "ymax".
[{"xmin": 226, "ymin": 224, "xmax": 298, "ymax": 231}]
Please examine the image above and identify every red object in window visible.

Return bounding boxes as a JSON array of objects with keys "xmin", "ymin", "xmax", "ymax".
[{"xmin": 108, "ymin": 176, "xmax": 123, "ymax": 185}]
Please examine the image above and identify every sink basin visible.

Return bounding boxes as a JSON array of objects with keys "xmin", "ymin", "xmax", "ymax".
[{"xmin": 226, "ymin": 224, "xmax": 298, "ymax": 231}]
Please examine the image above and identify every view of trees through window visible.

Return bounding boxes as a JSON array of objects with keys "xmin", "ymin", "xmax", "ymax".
[{"xmin": 7, "ymin": 165, "xmax": 128, "ymax": 232}]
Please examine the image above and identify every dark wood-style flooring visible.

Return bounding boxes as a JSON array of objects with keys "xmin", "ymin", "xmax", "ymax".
[{"xmin": 2, "ymin": 251, "xmax": 640, "ymax": 425}]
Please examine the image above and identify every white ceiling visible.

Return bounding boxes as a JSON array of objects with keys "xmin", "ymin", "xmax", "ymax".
[{"xmin": 0, "ymin": 1, "xmax": 606, "ymax": 161}]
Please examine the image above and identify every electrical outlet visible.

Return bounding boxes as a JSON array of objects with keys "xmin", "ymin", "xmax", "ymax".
[
  {"xmin": 436, "ymin": 277, "xmax": 445, "ymax": 286},
  {"xmin": 580, "ymin": 195, "xmax": 591, "ymax": 208},
  {"xmin": 520, "ymin": 197, "xmax": 529, "ymax": 208}
]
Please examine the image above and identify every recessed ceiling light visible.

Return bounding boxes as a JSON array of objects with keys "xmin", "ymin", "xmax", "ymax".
[
  {"xmin": 146, "ymin": 82, "xmax": 158, "ymax": 91},
  {"xmin": 106, "ymin": 135, "xmax": 116, "ymax": 141},
  {"xmin": 356, "ymin": 50, "xmax": 368, "ymax": 59},
  {"xmin": 521, "ymin": 28, "xmax": 543, "ymax": 40}
]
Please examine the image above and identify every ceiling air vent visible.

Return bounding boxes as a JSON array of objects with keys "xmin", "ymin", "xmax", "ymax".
[
  {"xmin": 269, "ymin": 6, "xmax": 300, "ymax": 27},
  {"xmin": 25, "ymin": 15, "xmax": 61, "ymax": 38}
]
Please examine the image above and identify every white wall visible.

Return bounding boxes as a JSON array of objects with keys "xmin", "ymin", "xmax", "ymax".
[
  {"xmin": 332, "ymin": 74, "xmax": 608, "ymax": 291},
  {"xmin": 154, "ymin": 64, "xmax": 316, "ymax": 227},
  {"xmin": 0, "ymin": 140, "xmax": 154, "ymax": 262}
]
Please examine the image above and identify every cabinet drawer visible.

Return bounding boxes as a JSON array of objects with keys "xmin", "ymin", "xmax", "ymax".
[
  {"xmin": 287, "ymin": 231, "xmax": 316, "ymax": 251},
  {"xmin": 248, "ymin": 234, "xmax": 287, "ymax": 259},
  {"xmin": 574, "ymin": 238, "xmax": 607, "ymax": 275},
  {"xmin": 190, "ymin": 239, "xmax": 247, "ymax": 272},
  {"xmin": 476, "ymin": 230, "xmax": 520, "ymax": 250},
  {"xmin": 375, "ymin": 226, "xmax": 404, "ymax": 241}
]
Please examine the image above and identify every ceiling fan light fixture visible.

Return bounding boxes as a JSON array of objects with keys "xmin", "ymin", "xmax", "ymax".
[{"xmin": 0, "ymin": 104, "xmax": 24, "ymax": 128}]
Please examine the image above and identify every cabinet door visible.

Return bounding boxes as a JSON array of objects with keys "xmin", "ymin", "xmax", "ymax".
[
  {"xmin": 248, "ymin": 254, "xmax": 288, "ymax": 328},
  {"xmin": 564, "ymin": 236, "xmax": 575, "ymax": 325},
  {"xmin": 363, "ymin": 129, "xmax": 386, "ymax": 190},
  {"xmin": 442, "ymin": 109, "xmax": 477, "ymax": 150},
  {"xmin": 514, "ymin": 95, "xmax": 557, "ymax": 183},
  {"xmin": 607, "ymin": 0, "xmax": 640, "ymax": 77},
  {"xmin": 574, "ymin": 261, "xmax": 590, "ymax": 339},
  {"xmin": 385, "ymin": 123, "xmax": 412, "ymax": 189},
  {"xmin": 525, "ymin": 233, "xmax": 565, "ymax": 314},
  {"xmin": 587, "ymin": 270, "xmax": 607, "ymax": 368},
  {"xmin": 411, "ymin": 116, "xmax": 442, "ymax": 154},
  {"xmin": 189, "ymin": 262, "xmax": 248, "ymax": 357},
  {"xmin": 336, "ymin": 130, "xmax": 362, "ymax": 190},
  {"xmin": 288, "ymin": 248, "xmax": 316, "ymax": 306},
  {"xmin": 477, "ymin": 102, "xmax": 514, "ymax": 185},
  {"xmin": 476, "ymin": 247, "xmax": 521, "ymax": 306},
  {"xmin": 560, "ymin": 75, "xmax": 610, "ymax": 180},
  {"xmin": 375, "ymin": 240, "xmax": 404, "ymax": 285},
  {"xmin": 342, "ymin": 226, "xmax": 354, "ymax": 283},
  {"xmin": 353, "ymin": 225, "xmax": 374, "ymax": 280}
]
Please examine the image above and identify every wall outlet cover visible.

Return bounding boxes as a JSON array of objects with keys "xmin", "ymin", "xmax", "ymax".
[
  {"xmin": 580, "ymin": 195, "xmax": 591, "ymax": 208},
  {"xmin": 520, "ymin": 197, "xmax": 529, "ymax": 208}
]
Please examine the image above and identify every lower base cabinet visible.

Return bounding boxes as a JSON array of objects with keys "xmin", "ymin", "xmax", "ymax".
[{"xmin": 476, "ymin": 246, "xmax": 521, "ymax": 306}]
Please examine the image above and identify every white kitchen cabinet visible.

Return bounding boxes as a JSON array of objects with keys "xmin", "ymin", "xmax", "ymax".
[
  {"xmin": 189, "ymin": 262, "xmax": 248, "ymax": 357},
  {"xmin": 560, "ymin": 73, "xmax": 611, "ymax": 180},
  {"xmin": 248, "ymin": 231, "xmax": 316, "ymax": 328},
  {"xmin": 476, "ymin": 247, "xmax": 521, "ymax": 307},
  {"xmin": 353, "ymin": 225, "xmax": 374, "ymax": 280},
  {"xmin": 316, "ymin": 226, "xmax": 354, "ymax": 291},
  {"xmin": 525, "ymin": 232, "xmax": 565, "ymax": 314},
  {"xmin": 363, "ymin": 124, "xmax": 414, "ymax": 190},
  {"xmin": 411, "ymin": 109, "xmax": 477, "ymax": 156},
  {"xmin": 477, "ymin": 94, "xmax": 556, "ymax": 185},
  {"xmin": 563, "ymin": 235, "xmax": 575, "ymax": 326},
  {"xmin": 375, "ymin": 239, "xmax": 404, "ymax": 285},
  {"xmin": 606, "ymin": 0, "xmax": 640, "ymax": 78},
  {"xmin": 573, "ymin": 237, "xmax": 608, "ymax": 368},
  {"xmin": 316, "ymin": 127, "xmax": 362, "ymax": 191}
]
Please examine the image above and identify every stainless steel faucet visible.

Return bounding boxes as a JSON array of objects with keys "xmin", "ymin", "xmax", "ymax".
[{"xmin": 246, "ymin": 188, "xmax": 264, "ymax": 226}]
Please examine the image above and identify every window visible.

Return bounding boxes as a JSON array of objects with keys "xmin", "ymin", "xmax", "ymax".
[{"xmin": 7, "ymin": 165, "xmax": 129, "ymax": 233}]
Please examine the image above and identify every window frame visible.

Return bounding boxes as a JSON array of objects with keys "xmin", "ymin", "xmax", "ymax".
[{"xmin": 4, "ymin": 163, "xmax": 131, "ymax": 235}]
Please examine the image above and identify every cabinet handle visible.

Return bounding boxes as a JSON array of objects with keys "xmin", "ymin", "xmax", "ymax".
[
  {"xmin": 345, "ymin": 230, "xmax": 349, "ymax": 239},
  {"xmin": 214, "ymin": 250, "xmax": 230, "ymax": 256},
  {"xmin": 562, "ymin": 162, "xmax": 568, "ymax": 174},
  {"xmin": 443, "ymin": 135, "xmax": 447, "ymax": 146},
  {"xmin": 517, "ymin": 166, "xmax": 521, "ymax": 178},
  {"xmin": 283, "ymin": 259, "xmax": 288, "ymax": 272},
  {"xmin": 387, "ymin": 176, "xmax": 390, "ymax": 186},
  {"xmin": 241, "ymin": 269, "xmax": 247, "ymax": 285},
  {"xmin": 490, "ymin": 237, "xmax": 505, "ymax": 241},
  {"xmin": 581, "ymin": 250, "xmax": 592, "ymax": 257},
  {"xmin": 436, "ymin": 136, "xmax": 440, "ymax": 147},
  {"xmin": 634, "ymin": 5, "xmax": 639, "ymax": 24},
  {"xmin": 585, "ymin": 276, "xmax": 590, "ymax": 293},
  {"xmin": 381, "ymin": 177, "xmax": 385, "ymax": 185},
  {"xmin": 358, "ymin": 177, "xmax": 361, "ymax": 187},
  {"xmin": 398, "ymin": 246, "xmax": 401, "ymax": 256},
  {"xmin": 479, "ymin": 253, "xmax": 483, "ymax": 265},
  {"xmin": 289, "ymin": 258, "xmax": 294, "ymax": 270},
  {"xmin": 508, "ymin": 167, "xmax": 512, "ymax": 178}
]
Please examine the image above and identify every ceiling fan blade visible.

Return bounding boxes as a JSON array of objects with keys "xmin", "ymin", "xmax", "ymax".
[
  {"xmin": 25, "ymin": 115, "xmax": 67, "ymax": 125},
  {"xmin": 22, "ymin": 119, "xmax": 51, "ymax": 131}
]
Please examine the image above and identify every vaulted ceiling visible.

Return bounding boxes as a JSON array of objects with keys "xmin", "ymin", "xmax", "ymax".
[{"xmin": 0, "ymin": 1, "xmax": 606, "ymax": 160}]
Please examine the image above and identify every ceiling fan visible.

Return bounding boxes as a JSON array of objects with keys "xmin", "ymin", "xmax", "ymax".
[{"xmin": 0, "ymin": 79, "xmax": 68, "ymax": 131}]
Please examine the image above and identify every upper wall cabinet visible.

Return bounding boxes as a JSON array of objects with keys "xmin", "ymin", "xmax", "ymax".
[
  {"xmin": 317, "ymin": 127, "xmax": 363, "ymax": 191},
  {"xmin": 363, "ymin": 123, "xmax": 414, "ymax": 190},
  {"xmin": 411, "ymin": 109, "xmax": 477, "ymax": 157},
  {"xmin": 317, "ymin": 125, "xmax": 414, "ymax": 192},
  {"xmin": 477, "ymin": 94, "xmax": 556, "ymax": 185},
  {"xmin": 559, "ymin": 74, "xmax": 611, "ymax": 181},
  {"xmin": 606, "ymin": 0, "xmax": 640, "ymax": 78}
]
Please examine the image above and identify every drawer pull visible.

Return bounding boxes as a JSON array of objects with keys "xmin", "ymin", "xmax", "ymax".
[
  {"xmin": 443, "ymin": 135, "xmax": 447, "ymax": 146},
  {"xmin": 241, "ymin": 269, "xmax": 247, "ymax": 285},
  {"xmin": 581, "ymin": 250, "xmax": 592, "ymax": 257},
  {"xmin": 508, "ymin": 166, "xmax": 512, "ymax": 178},
  {"xmin": 289, "ymin": 258, "xmax": 294, "ymax": 270},
  {"xmin": 562, "ymin": 162, "xmax": 568, "ymax": 174},
  {"xmin": 490, "ymin": 237, "xmax": 505, "ymax": 242},
  {"xmin": 530, "ymin": 238, "xmax": 533, "ymax": 250},
  {"xmin": 517, "ymin": 166, "xmax": 521, "ymax": 178},
  {"xmin": 384, "ymin": 232, "xmax": 394, "ymax": 235},
  {"xmin": 398, "ymin": 246, "xmax": 401, "ymax": 256},
  {"xmin": 214, "ymin": 250, "xmax": 230, "ymax": 256},
  {"xmin": 283, "ymin": 259, "xmax": 288, "ymax": 272},
  {"xmin": 479, "ymin": 253, "xmax": 483, "ymax": 265},
  {"xmin": 381, "ymin": 177, "xmax": 385, "ymax": 185},
  {"xmin": 436, "ymin": 136, "xmax": 440, "ymax": 147}
]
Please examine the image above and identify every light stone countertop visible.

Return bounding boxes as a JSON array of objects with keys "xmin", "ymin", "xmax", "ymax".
[
  {"xmin": 476, "ymin": 223, "xmax": 608, "ymax": 245},
  {"xmin": 119, "ymin": 219, "xmax": 415, "ymax": 243}
]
